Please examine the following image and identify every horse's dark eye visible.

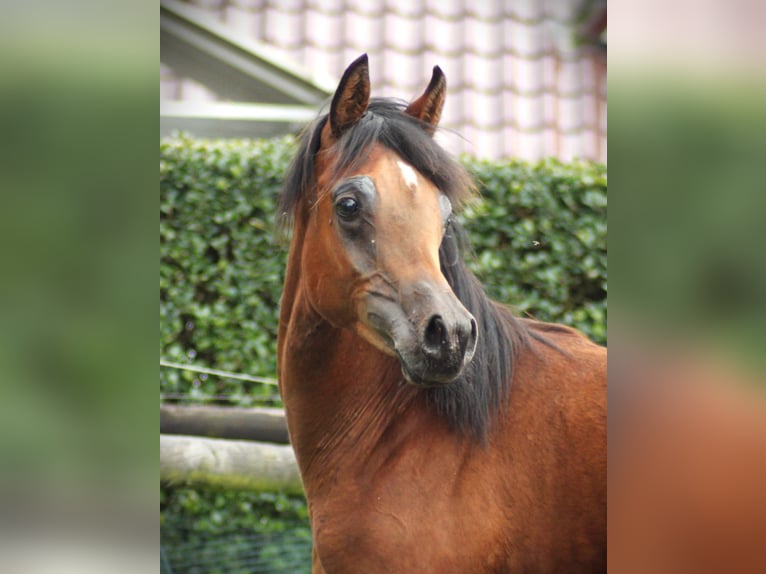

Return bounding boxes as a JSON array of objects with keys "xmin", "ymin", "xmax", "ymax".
[{"xmin": 335, "ymin": 197, "xmax": 360, "ymax": 219}]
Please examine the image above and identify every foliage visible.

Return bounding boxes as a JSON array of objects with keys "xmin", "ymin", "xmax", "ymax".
[
  {"xmin": 160, "ymin": 136, "xmax": 294, "ymax": 407},
  {"xmin": 160, "ymin": 136, "xmax": 606, "ymax": 407},
  {"xmin": 461, "ymin": 157, "xmax": 607, "ymax": 343},
  {"xmin": 161, "ymin": 487, "xmax": 311, "ymax": 574},
  {"xmin": 160, "ymin": 134, "xmax": 606, "ymax": 572}
]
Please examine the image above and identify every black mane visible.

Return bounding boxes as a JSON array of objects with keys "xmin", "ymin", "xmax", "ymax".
[
  {"xmin": 278, "ymin": 98, "xmax": 531, "ymax": 441},
  {"xmin": 434, "ymin": 222, "xmax": 530, "ymax": 440}
]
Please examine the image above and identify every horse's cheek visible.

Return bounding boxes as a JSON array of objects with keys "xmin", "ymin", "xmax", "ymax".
[
  {"xmin": 306, "ymin": 273, "xmax": 356, "ymax": 328},
  {"xmin": 302, "ymin": 256, "xmax": 357, "ymax": 329}
]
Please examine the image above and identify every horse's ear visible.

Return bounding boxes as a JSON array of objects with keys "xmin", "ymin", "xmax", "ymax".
[
  {"xmin": 327, "ymin": 54, "xmax": 370, "ymax": 141},
  {"xmin": 405, "ymin": 66, "xmax": 446, "ymax": 134}
]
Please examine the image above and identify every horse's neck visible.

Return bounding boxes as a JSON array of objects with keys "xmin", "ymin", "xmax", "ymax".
[
  {"xmin": 277, "ymin": 223, "xmax": 306, "ymax": 364},
  {"xmin": 279, "ymin": 284, "xmax": 425, "ymax": 492}
]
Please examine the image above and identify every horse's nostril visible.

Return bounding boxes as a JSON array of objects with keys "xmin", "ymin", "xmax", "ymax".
[
  {"xmin": 466, "ymin": 317, "xmax": 477, "ymax": 351},
  {"xmin": 456, "ymin": 317, "xmax": 477, "ymax": 356},
  {"xmin": 424, "ymin": 315, "xmax": 447, "ymax": 352}
]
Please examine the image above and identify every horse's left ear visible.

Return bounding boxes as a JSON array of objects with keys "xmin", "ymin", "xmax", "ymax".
[{"xmin": 405, "ymin": 66, "xmax": 446, "ymax": 134}]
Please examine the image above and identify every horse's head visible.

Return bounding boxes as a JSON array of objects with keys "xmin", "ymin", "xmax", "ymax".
[{"xmin": 296, "ymin": 54, "xmax": 477, "ymax": 386}]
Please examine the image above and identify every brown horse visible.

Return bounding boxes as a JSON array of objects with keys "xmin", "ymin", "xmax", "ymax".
[{"xmin": 277, "ymin": 54, "xmax": 606, "ymax": 573}]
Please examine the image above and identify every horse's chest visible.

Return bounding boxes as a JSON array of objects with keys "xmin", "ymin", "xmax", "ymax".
[
  {"xmin": 309, "ymin": 488, "xmax": 511, "ymax": 573},
  {"xmin": 312, "ymin": 523, "xmax": 503, "ymax": 573}
]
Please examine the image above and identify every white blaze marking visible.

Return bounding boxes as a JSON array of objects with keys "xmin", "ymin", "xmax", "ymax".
[{"xmin": 397, "ymin": 160, "xmax": 418, "ymax": 192}]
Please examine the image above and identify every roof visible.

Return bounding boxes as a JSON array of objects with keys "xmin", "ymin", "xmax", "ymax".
[
  {"xmin": 160, "ymin": 0, "xmax": 333, "ymax": 137},
  {"xmin": 161, "ymin": 0, "xmax": 606, "ymax": 162}
]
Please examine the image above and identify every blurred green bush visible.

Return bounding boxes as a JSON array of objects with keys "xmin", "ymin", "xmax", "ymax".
[
  {"xmin": 161, "ymin": 487, "xmax": 311, "ymax": 574},
  {"xmin": 160, "ymin": 135, "xmax": 606, "ymax": 570},
  {"xmin": 160, "ymin": 136, "xmax": 606, "ymax": 406},
  {"xmin": 461, "ymin": 156, "xmax": 607, "ymax": 343},
  {"xmin": 160, "ymin": 136, "xmax": 293, "ymax": 406}
]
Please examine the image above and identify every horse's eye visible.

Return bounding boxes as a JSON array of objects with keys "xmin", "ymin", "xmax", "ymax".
[{"xmin": 335, "ymin": 197, "xmax": 360, "ymax": 219}]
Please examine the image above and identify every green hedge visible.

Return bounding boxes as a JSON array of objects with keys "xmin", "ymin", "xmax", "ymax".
[
  {"xmin": 160, "ymin": 135, "xmax": 606, "ymax": 572},
  {"xmin": 462, "ymin": 157, "xmax": 607, "ymax": 342},
  {"xmin": 161, "ymin": 487, "xmax": 311, "ymax": 574},
  {"xmin": 160, "ymin": 137, "xmax": 293, "ymax": 406},
  {"xmin": 160, "ymin": 135, "xmax": 606, "ymax": 406}
]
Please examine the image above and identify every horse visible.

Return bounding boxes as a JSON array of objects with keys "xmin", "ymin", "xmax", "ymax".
[{"xmin": 276, "ymin": 54, "xmax": 606, "ymax": 573}]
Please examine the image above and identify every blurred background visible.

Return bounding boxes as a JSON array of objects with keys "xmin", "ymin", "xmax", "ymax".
[
  {"xmin": 1, "ymin": 0, "xmax": 764, "ymax": 572},
  {"xmin": 608, "ymin": 2, "xmax": 766, "ymax": 572}
]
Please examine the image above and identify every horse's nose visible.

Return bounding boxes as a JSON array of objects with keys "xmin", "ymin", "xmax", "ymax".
[{"xmin": 423, "ymin": 313, "xmax": 477, "ymax": 363}]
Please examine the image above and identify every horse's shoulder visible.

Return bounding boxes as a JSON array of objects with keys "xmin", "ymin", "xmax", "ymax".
[
  {"xmin": 516, "ymin": 318, "xmax": 607, "ymax": 407},
  {"xmin": 522, "ymin": 318, "xmax": 605, "ymax": 362}
]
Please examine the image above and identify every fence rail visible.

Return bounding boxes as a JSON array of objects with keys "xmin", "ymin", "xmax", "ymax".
[
  {"xmin": 160, "ymin": 404, "xmax": 289, "ymax": 443},
  {"xmin": 160, "ymin": 434, "xmax": 303, "ymax": 494}
]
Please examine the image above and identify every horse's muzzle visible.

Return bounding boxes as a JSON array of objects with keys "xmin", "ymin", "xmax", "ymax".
[
  {"xmin": 364, "ymin": 281, "xmax": 478, "ymax": 386},
  {"xmin": 410, "ymin": 312, "xmax": 477, "ymax": 384}
]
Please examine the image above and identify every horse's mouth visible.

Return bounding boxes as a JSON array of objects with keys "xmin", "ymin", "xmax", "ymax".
[
  {"xmin": 365, "ymin": 311, "xmax": 398, "ymax": 352},
  {"xmin": 400, "ymin": 365, "xmax": 445, "ymax": 387},
  {"xmin": 396, "ymin": 351, "xmax": 464, "ymax": 387}
]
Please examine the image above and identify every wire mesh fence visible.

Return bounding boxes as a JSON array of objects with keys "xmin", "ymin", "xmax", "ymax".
[{"xmin": 161, "ymin": 527, "xmax": 312, "ymax": 574}]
